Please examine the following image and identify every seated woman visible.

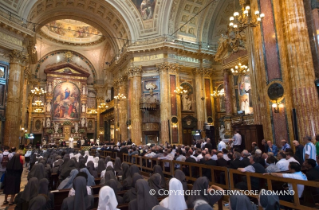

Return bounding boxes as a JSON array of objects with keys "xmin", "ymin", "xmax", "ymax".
[
  {"xmin": 79, "ymin": 168, "xmax": 96, "ymax": 186},
  {"xmin": 123, "ymin": 165, "xmax": 140, "ymax": 190},
  {"xmin": 114, "ymin": 157, "xmax": 123, "ymax": 175},
  {"xmin": 123, "ymin": 173, "xmax": 143, "ymax": 203},
  {"xmin": 105, "ymin": 179, "xmax": 123, "ymax": 205},
  {"xmin": 61, "ymin": 177, "xmax": 94, "ymax": 210},
  {"xmin": 14, "ymin": 177, "xmax": 39, "ymax": 210},
  {"xmin": 28, "ymin": 195, "xmax": 47, "ymax": 210},
  {"xmin": 160, "ymin": 178, "xmax": 187, "ymax": 210},
  {"xmin": 87, "ymin": 161, "xmax": 98, "ymax": 178},
  {"xmin": 153, "ymin": 165, "xmax": 166, "ymax": 189},
  {"xmin": 97, "ymin": 186, "xmax": 118, "ymax": 210},
  {"xmin": 58, "ymin": 169, "xmax": 79, "ymax": 190},
  {"xmin": 102, "ymin": 171, "xmax": 122, "ymax": 190},
  {"xmin": 129, "ymin": 179, "xmax": 158, "ymax": 210},
  {"xmin": 186, "ymin": 177, "xmax": 223, "ymax": 209},
  {"xmin": 39, "ymin": 178, "xmax": 54, "ymax": 210},
  {"xmin": 97, "ymin": 159, "xmax": 106, "ymax": 175},
  {"xmin": 68, "ymin": 172, "xmax": 92, "ymax": 197},
  {"xmin": 174, "ymin": 169, "xmax": 187, "ymax": 192},
  {"xmin": 148, "ymin": 173, "xmax": 163, "ymax": 197},
  {"xmin": 259, "ymin": 189, "xmax": 280, "ymax": 210}
]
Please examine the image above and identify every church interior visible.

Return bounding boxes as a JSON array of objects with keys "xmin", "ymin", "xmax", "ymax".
[{"xmin": 0, "ymin": 0, "xmax": 319, "ymax": 209}]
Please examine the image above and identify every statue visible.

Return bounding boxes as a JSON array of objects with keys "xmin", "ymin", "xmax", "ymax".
[
  {"xmin": 46, "ymin": 102, "xmax": 51, "ymax": 112},
  {"xmin": 42, "ymin": 118, "xmax": 45, "ymax": 127},
  {"xmin": 75, "ymin": 122, "xmax": 79, "ymax": 133},
  {"xmin": 82, "ymin": 85, "xmax": 86, "ymax": 95},
  {"xmin": 54, "ymin": 122, "xmax": 59, "ymax": 133},
  {"xmin": 96, "ymin": 138, "xmax": 100, "ymax": 146},
  {"xmin": 46, "ymin": 118, "xmax": 51, "ymax": 128},
  {"xmin": 69, "ymin": 137, "xmax": 74, "ymax": 148},
  {"xmin": 219, "ymin": 125, "xmax": 225, "ymax": 140},
  {"xmin": 81, "ymin": 118, "xmax": 86, "ymax": 127},
  {"xmin": 182, "ymin": 94, "xmax": 192, "ymax": 111},
  {"xmin": 82, "ymin": 104, "xmax": 86, "ymax": 113},
  {"xmin": 48, "ymin": 82, "xmax": 52, "ymax": 93}
]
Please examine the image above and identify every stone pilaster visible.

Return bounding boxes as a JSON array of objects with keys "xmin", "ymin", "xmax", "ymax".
[
  {"xmin": 94, "ymin": 84, "xmax": 105, "ymax": 141},
  {"xmin": 193, "ymin": 68, "xmax": 205, "ymax": 130},
  {"xmin": 223, "ymin": 69, "xmax": 233, "ymax": 138},
  {"xmin": 128, "ymin": 66, "xmax": 143, "ymax": 144},
  {"xmin": 4, "ymin": 50, "xmax": 27, "ymax": 147},
  {"xmin": 118, "ymin": 76, "xmax": 128, "ymax": 141}
]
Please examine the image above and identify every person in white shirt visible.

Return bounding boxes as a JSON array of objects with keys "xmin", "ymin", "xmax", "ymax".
[
  {"xmin": 217, "ymin": 138, "xmax": 226, "ymax": 152},
  {"xmin": 268, "ymin": 162, "xmax": 307, "ymax": 199},
  {"xmin": 286, "ymin": 150, "xmax": 300, "ymax": 164},
  {"xmin": 232, "ymin": 130, "xmax": 242, "ymax": 152},
  {"xmin": 175, "ymin": 149, "xmax": 186, "ymax": 169},
  {"xmin": 200, "ymin": 140, "xmax": 207, "ymax": 149},
  {"xmin": 222, "ymin": 149, "xmax": 230, "ymax": 161},
  {"xmin": 303, "ymin": 136, "xmax": 316, "ymax": 161},
  {"xmin": 276, "ymin": 152, "xmax": 289, "ymax": 171},
  {"xmin": 211, "ymin": 149, "xmax": 218, "ymax": 160},
  {"xmin": 158, "ymin": 149, "xmax": 176, "ymax": 168}
]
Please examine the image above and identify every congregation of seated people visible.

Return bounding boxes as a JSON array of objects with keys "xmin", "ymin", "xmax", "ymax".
[{"xmin": 0, "ymin": 133, "xmax": 318, "ymax": 210}]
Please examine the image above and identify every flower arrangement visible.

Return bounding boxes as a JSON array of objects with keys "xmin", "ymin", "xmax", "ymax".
[
  {"xmin": 63, "ymin": 121, "xmax": 72, "ymax": 126},
  {"xmin": 46, "ymin": 129, "xmax": 53, "ymax": 134},
  {"xmin": 79, "ymin": 129, "xmax": 85, "ymax": 134}
]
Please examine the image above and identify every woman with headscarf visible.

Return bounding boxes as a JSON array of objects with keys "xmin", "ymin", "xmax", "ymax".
[
  {"xmin": 97, "ymin": 186, "xmax": 118, "ymax": 210},
  {"xmin": 123, "ymin": 165, "xmax": 140, "ymax": 190},
  {"xmin": 229, "ymin": 194, "xmax": 256, "ymax": 210},
  {"xmin": 97, "ymin": 159, "xmax": 106, "ymax": 175},
  {"xmin": 28, "ymin": 195, "xmax": 47, "ymax": 210},
  {"xmin": 59, "ymin": 159, "xmax": 77, "ymax": 181},
  {"xmin": 174, "ymin": 169, "xmax": 187, "ymax": 192},
  {"xmin": 114, "ymin": 157, "xmax": 123, "ymax": 175},
  {"xmin": 61, "ymin": 176, "xmax": 94, "ymax": 210},
  {"xmin": 68, "ymin": 172, "xmax": 92, "ymax": 197},
  {"xmin": 123, "ymin": 173, "xmax": 143, "ymax": 203},
  {"xmin": 58, "ymin": 169, "xmax": 79, "ymax": 189},
  {"xmin": 105, "ymin": 179, "xmax": 123, "ymax": 204},
  {"xmin": 39, "ymin": 178, "xmax": 54, "ymax": 210},
  {"xmin": 186, "ymin": 177, "xmax": 223, "ymax": 209},
  {"xmin": 122, "ymin": 163, "xmax": 130, "ymax": 180},
  {"xmin": 29, "ymin": 153, "xmax": 37, "ymax": 170},
  {"xmin": 148, "ymin": 173, "xmax": 162, "ymax": 197},
  {"xmin": 105, "ymin": 156, "xmax": 111, "ymax": 163},
  {"xmin": 101, "ymin": 161, "xmax": 114, "ymax": 178},
  {"xmin": 258, "ymin": 189, "xmax": 280, "ymax": 210},
  {"xmin": 159, "ymin": 178, "xmax": 187, "ymax": 210},
  {"xmin": 101, "ymin": 171, "xmax": 122, "ymax": 190},
  {"xmin": 87, "ymin": 161, "xmax": 98, "ymax": 178},
  {"xmin": 79, "ymin": 158, "xmax": 86, "ymax": 169},
  {"xmin": 193, "ymin": 200, "xmax": 213, "ymax": 210},
  {"xmin": 71, "ymin": 157, "xmax": 79, "ymax": 169},
  {"xmin": 93, "ymin": 157, "xmax": 99, "ymax": 168},
  {"xmin": 14, "ymin": 177, "xmax": 39, "ymax": 210},
  {"xmin": 79, "ymin": 168, "xmax": 96, "ymax": 186},
  {"xmin": 153, "ymin": 165, "xmax": 166, "ymax": 189},
  {"xmin": 129, "ymin": 179, "xmax": 158, "ymax": 210},
  {"xmin": 3, "ymin": 154, "xmax": 23, "ymax": 205},
  {"xmin": 27, "ymin": 163, "xmax": 45, "ymax": 181}
]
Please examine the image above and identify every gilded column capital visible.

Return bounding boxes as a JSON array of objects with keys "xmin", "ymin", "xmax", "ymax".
[
  {"xmin": 128, "ymin": 66, "xmax": 143, "ymax": 77},
  {"xmin": 8, "ymin": 50, "xmax": 28, "ymax": 64},
  {"xmin": 157, "ymin": 63, "xmax": 180, "ymax": 73},
  {"xmin": 192, "ymin": 68, "xmax": 204, "ymax": 76},
  {"xmin": 203, "ymin": 68, "xmax": 213, "ymax": 77}
]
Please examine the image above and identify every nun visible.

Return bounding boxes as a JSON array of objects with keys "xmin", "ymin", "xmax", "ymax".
[
  {"xmin": 28, "ymin": 195, "xmax": 47, "ymax": 210},
  {"xmin": 27, "ymin": 164, "xmax": 45, "ymax": 181},
  {"xmin": 114, "ymin": 157, "xmax": 123, "ymax": 175},
  {"xmin": 79, "ymin": 168, "xmax": 96, "ymax": 186},
  {"xmin": 123, "ymin": 173, "xmax": 143, "ymax": 203},
  {"xmin": 87, "ymin": 161, "xmax": 98, "ymax": 178},
  {"xmin": 229, "ymin": 194, "xmax": 256, "ymax": 210},
  {"xmin": 174, "ymin": 169, "xmax": 187, "ymax": 192},
  {"xmin": 122, "ymin": 163, "xmax": 130, "ymax": 181},
  {"xmin": 159, "ymin": 178, "xmax": 187, "ymax": 210},
  {"xmin": 153, "ymin": 165, "xmax": 166, "ymax": 189},
  {"xmin": 258, "ymin": 189, "xmax": 280, "ymax": 210},
  {"xmin": 14, "ymin": 177, "xmax": 39, "ymax": 210},
  {"xmin": 193, "ymin": 200, "xmax": 213, "ymax": 210},
  {"xmin": 61, "ymin": 176, "xmax": 94, "ymax": 210},
  {"xmin": 97, "ymin": 159, "xmax": 106, "ymax": 175},
  {"xmin": 105, "ymin": 179, "xmax": 124, "ymax": 204},
  {"xmin": 59, "ymin": 159, "xmax": 77, "ymax": 181},
  {"xmin": 97, "ymin": 186, "xmax": 119, "ymax": 210},
  {"xmin": 186, "ymin": 177, "xmax": 223, "ymax": 209},
  {"xmin": 128, "ymin": 179, "xmax": 159, "ymax": 210},
  {"xmin": 58, "ymin": 169, "xmax": 79, "ymax": 189},
  {"xmin": 38, "ymin": 178, "xmax": 54, "ymax": 210},
  {"xmin": 148, "ymin": 173, "xmax": 163, "ymax": 197},
  {"xmin": 123, "ymin": 165, "xmax": 140, "ymax": 190},
  {"xmin": 102, "ymin": 171, "xmax": 122, "ymax": 190}
]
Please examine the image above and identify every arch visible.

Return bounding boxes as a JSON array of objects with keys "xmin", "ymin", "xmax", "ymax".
[{"xmin": 35, "ymin": 50, "xmax": 97, "ymax": 83}]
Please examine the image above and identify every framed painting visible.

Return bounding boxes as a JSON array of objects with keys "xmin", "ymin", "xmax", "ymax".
[
  {"xmin": 131, "ymin": 0, "xmax": 156, "ymax": 20},
  {"xmin": 52, "ymin": 82, "xmax": 80, "ymax": 120}
]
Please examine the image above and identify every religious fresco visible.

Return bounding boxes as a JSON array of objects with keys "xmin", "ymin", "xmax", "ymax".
[
  {"xmin": 131, "ymin": 0, "xmax": 156, "ymax": 20},
  {"xmin": 238, "ymin": 75, "xmax": 253, "ymax": 114},
  {"xmin": 41, "ymin": 19, "xmax": 102, "ymax": 44},
  {"xmin": 52, "ymin": 82, "xmax": 80, "ymax": 120}
]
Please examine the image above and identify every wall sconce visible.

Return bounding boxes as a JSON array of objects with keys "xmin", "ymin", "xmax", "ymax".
[
  {"xmin": 127, "ymin": 125, "xmax": 132, "ymax": 130},
  {"xmin": 272, "ymin": 100, "xmax": 282, "ymax": 113},
  {"xmin": 172, "ymin": 123, "xmax": 178, "ymax": 128}
]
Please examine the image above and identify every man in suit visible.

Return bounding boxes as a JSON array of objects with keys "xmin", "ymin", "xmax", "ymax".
[
  {"xmin": 216, "ymin": 152, "xmax": 228, "ymax": 167},
  {"xmin": 184, "ymin": 150, "xmax": 197, "ymax": 176},
  {"xmin": 241, "ymin": 150, "xmax": 250, "ymax": 167},
  {"xmin": 202, "ymin": 154, "xmax": 216, "ymax": 181},
  {"xmin": 229, "ymin": 151, "xmax": 244, "ymax": 169},
  {"xmin": 293, "ymin": 140, "xmax": 304, "ymax": 165},
  {"xmin": 204, "ymin": 138, "xmax": 213, "ymax": 154}
]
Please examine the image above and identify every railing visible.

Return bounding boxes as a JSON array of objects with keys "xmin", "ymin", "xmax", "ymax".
[{"xmin": 89, "ymin": 150, "xmax": 319, "ymax": 209}]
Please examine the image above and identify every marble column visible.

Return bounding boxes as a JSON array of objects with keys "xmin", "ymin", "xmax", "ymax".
[
  {"xmin": 118, "ymin": 77, "xmax": 128, "ymax": 141},
  {"xmin": 4, "ymin": 50, "xmax": 26, "ymax": 147},
  {"xmin": 193, "ymin": 69, "xmax": 205, "ymax": 130},
  {"xmin": 129, "ymin": 67, "xmax": 142, "ymax": 144},
  {"xmin": 113, "ymin": 83, "xmax": 119, "ymax": 142},
  {"xmin": 281, "ymin": 0, "xmax": 319, "ymax": 138},
  {"xmin": 157, "ymin": 63, "xmax": 170, "ymax": 144},
  {"xmin": 223, "ymin": 69, "xmax": 233, "ymax": 138},
  {"xmin": 20, "ymin": 70, "xmax": 28, "ymax": 130}
]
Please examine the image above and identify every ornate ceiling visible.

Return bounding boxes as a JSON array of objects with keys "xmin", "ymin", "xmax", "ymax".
[{"xmin": 39, "ymin": 19, "xmax": 104, "ymax": 46}]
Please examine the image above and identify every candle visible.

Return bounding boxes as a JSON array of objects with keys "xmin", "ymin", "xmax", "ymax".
[
  {"xmin": 141, "ymin": 137, "xmax": 142, "ymax": 142},
  {"xmin": 157, "ymin": 137, "xmax": 158, "ymax": 142}
]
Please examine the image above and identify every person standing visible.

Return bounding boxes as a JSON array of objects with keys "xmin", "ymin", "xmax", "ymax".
[
  {"xmin": 303, "ymin": 136, "xmax": 316, "ymax": 161},
  {"xmin": 3, "ymin": 154, "xmax": 23, "ymax": 205},
  {"xmin": 232, "ymin": 130, "xmax": 242, "ymax": 152},
  {"xmin": 293, "ymin": 140, "xmax": 304, "ymax": 165},
  {"xmin": 316, "ymin": 135, "xmax": 319, "ymax": 156},
  {"xmin": 280, "ymin": 140, "xmax": 291, "ymax": 151},
  {"xmin": 267, "ymin": 140, "xmax": 278, "ymax": 156},
  {"xmin": 0, "ymin": 146, "xmax": 13, "ymax": 179}
]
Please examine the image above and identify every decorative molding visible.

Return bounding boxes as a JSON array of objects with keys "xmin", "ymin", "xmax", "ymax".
[
  {"xmin": 128, "ymin": 66, "xmax": 142, "ymax": 77},
  {"xmin": 8, "ymin": 49, "xmax": 27, "ymax": 64}
]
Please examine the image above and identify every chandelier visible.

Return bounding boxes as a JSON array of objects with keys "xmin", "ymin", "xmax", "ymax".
[
  {"xmin": 228, "ymin": 4, "xmax": 264, "ymax": 32},
  {"xmin": 98, "ymin": 103, "xmax": 109, "ymax": 109},
  {"xmin": 231, "ymin": 63, "xmax": 249, "ymax": 75},
  {"xmin": 114, "ymin": 93, "xmax": 126, "ymax": 101},
  {"xmin": 34, "ymin": 108, "xmax": 44, "ymax": 113},
  {"xmin": 211, "ymin": 89, "xmax": 225, "ymax": 98},
  {"xmin": 30, "ymin": 87, "xmax": 46, "ymax": 95},
  {"xmin": 87, "ymin": 109, "xmax": 98, "ymax": 114},
  {"xmin": 32, "ymin": 100, "xmax": 44, "ymax": 107},
  {"xmin": 174, "ymin": 86, "xmax": 188, "ymax": 95}
]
